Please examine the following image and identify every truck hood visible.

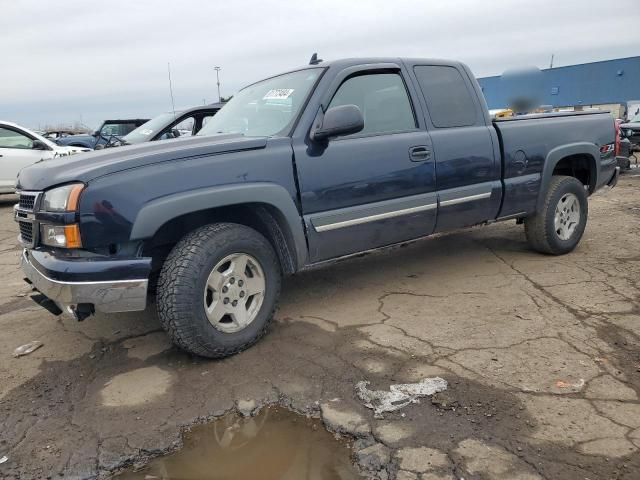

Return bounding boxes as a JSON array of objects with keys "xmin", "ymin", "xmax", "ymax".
[
  {"xmin": 56, "ymin": 135, "xmax": 94, "ymax": 146},
  {"xmin": 17, "ymin": 134, "xmax": 268, "ymax": 191}
]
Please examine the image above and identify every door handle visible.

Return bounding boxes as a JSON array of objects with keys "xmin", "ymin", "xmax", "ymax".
[{"xmin": 409, "ymin": 146, "xmax": 431, "ymax": 162}]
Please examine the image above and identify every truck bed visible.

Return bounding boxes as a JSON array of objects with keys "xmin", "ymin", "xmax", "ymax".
[{"xmin": 493, "ymin": 111, "xmax": 616, "ymax": 219}]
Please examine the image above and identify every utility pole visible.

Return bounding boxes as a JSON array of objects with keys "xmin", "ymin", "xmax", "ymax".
[
  {"xmin": 214, "ymin": 66, "xmax": 222, "ymax": 102},
  {"xmin": 167, "ymin": 62, "xmax": 176, "ymax": 119}
]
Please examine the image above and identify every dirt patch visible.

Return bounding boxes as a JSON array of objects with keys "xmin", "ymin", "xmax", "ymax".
[
  {"xmin": 100, "ymin": 366, "xmax": 174, "ymax": 407},
  {"xmin": 1, "ymin": 322, "xmax": 639, "ymax": 480}
]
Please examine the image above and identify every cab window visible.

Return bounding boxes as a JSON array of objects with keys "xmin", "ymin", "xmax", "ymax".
[{"xmin": 328, "ymin": 73, "xmax": 416, "ymax": 136}]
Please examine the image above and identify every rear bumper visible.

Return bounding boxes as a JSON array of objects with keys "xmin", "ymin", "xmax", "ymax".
[{"xmin": 21, "ymin": 249, "xmax": 150, "ymax": 317}]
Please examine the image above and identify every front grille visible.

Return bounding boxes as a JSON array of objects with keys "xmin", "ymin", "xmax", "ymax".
[
  {"xmin": 19, "ymin": 221, "xmax": 34, "ymax": 244},
  {"xmin": 19, "ymin": 193, "xmax": 36, "ymax": 211},
  {"xmin": 15, "ymin": 191, "xmax": 41, "ymax": 248}
]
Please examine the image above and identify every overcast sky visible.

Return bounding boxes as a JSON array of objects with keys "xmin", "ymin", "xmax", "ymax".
[{"xmin": 2, "ymin": 0, "xmax": 639, "ymax": 129}]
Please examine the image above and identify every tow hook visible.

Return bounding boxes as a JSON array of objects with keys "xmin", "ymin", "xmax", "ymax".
[{"xmin": 66, "ymin": 304, "xmax": 95, "ymax": 322}]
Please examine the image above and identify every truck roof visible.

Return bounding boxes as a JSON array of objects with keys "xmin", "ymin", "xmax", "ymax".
[
  {"xmin": 247, "ymin": 57, "xmax": 467, "ymax": 90},
  {"xmin": 312, "ymin": 57, "xmax": 463, "ymax": 68},
  {"xmin": 102, "ymin": 119, "xmax": 149, "ymax": 124}
]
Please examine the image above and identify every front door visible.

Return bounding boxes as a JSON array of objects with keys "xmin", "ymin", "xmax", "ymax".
[{"xmin": 293, "ymin": 68, "xmax": 437, "ymax": 262}]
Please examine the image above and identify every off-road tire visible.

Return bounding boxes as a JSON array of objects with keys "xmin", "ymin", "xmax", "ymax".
[
  {"xmin": 157, "ymin": 223, "xmax": 281, "ymax": 358},
  {"xmin": 524, "ymin": 175, "xmax": 588, "ymax": 255}
]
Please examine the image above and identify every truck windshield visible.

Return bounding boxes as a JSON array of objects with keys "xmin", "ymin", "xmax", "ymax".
[
  {"xmin": 198, "ymin": 68, "xmax": 322, "ymax": 138},
  {"xmin": 100, "ymin": 122, "xmax": 140, "ymax": 137},
  {"xmin": 629, "ymin": 113, "xmax": 640, "ymax": 123},
  {"xmin": 124, "ymin": 112, "xmax": 180, "ymax": 144}
]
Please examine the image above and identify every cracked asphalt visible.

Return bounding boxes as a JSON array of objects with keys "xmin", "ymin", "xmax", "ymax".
[{"xmin": 1, "ymin": 175, "xmax": 639, "ymax": 479}]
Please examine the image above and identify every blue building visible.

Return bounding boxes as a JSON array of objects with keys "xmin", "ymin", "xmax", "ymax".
[{"xmin": 477, "ymin": 56, "xmax": 640, "ymax": 113}]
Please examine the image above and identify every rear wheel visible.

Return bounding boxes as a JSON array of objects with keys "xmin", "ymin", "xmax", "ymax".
[
  {"xmin": 524, "ymin": 175, "xmax": 588, "ymax": 255},
  {"xmin": 156, "ymin": 223, "xmax": 281, "ymax": 358}
]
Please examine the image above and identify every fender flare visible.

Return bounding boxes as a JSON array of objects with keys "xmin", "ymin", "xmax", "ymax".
[
  {"xmin": 537, "ymin": 142, "xmax": 599, "ymax": 211},
  {"xmin": 130, "ymin": 182, "xmax": 308, "ymax": 268}
]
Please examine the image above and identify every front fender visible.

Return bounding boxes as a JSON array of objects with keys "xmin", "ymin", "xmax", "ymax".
[
  {"xmin": 537, "ymin": 142, "xmax": 599, "ymax": 211},
  {"xmin": 130, "ymin": 182, "xmax": 308, "ymax": 268}
]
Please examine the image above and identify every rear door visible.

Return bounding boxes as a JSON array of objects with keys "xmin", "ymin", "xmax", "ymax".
[
  {"xmin": 293, "ymin": 64, "xmax": 438, "ymax": 262},
  {"xmin": 0, "ymin": 125, "xmax": 50, "ymax": 191},
  {"xmin": 410, "ymin": 63, "xmax": 501, "ymax": 231}
]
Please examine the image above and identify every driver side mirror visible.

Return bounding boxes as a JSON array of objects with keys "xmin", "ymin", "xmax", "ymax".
[
  {"xmin": 32, "ymin": 139, "xmax": 49, "ymax": 151},
  {"xmin": 311, "ymin": 104, "xmax": 364, "ymax": 141},
  {"xmin": 92, "ymin": 131, "xmax": 100, "ymax": 137}
]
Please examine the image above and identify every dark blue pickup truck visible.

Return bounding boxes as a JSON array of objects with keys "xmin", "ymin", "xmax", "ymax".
[
  {"xmin": 15, "ymin": 57, "xmax": 619, "ymax": 357},
  {"xmin": 55, "ymin": 119, "xmax": 149, "ymax": 149}
]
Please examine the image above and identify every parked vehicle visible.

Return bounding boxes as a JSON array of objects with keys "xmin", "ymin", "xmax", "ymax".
[
  {"xmin": 620, "ymin": 111, "xmax": 640, "ymax": 144},
  {"xmin": 55, "ymin": 119, "xmax": 148, "ymax": 149},
  {"xmin": 107, "ymin": 104, "xmax": 224, "ymax": 148},
  {"xmin": 0, "ymin": 121, "xmax": 90, "ymax": 194},
  {"xmin": 615, "ymin": 119, "xmax": 635, "ymax": 170},
  {"xmin": 42, "ymin": 129, "xmax": 86, "ymax": 140},
  {"xmin": 15, "ymin": 57, "xmax": 619, "ymax": 357},
  {"xmin": 627, "ymin": 100, "xmax": 640, "ymax": 120}
]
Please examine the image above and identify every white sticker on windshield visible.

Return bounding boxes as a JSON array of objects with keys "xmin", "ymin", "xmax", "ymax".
[
  {"xmin": 140, "ymin": 129, "xmax": 153, "ymax": 136},
  {"xmin": 263, "ymin": 89, "xmax": 294, "ymax": 100}
]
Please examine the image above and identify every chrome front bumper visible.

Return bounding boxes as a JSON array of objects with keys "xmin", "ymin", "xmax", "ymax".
[{"xmin": 21, "ymin": 250, "xmax": 148, "ymax": 317}]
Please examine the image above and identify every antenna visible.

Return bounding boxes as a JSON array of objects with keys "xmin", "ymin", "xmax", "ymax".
[
  {"xmin": 309, "ymin": 53, "xmax": 322, "ymax": 65},
  {"xmin": 549, "ymin": 54, "xmax": 555, "ymax": 69},
  {"xmin": 167, "ymin": 62, "xmax": 176, "ymax": 119},
  {"xmin": 214, "ymin": 66, "xmax": 222, "ymax": 102}
]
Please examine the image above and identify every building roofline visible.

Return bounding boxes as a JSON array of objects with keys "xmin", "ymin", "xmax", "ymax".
[
  {"xmin": 541, "ymin": 55, "xmax": 640, "ymax": 72},
  {"xmin": 478, "ymin": 55, "xmax": 640, "ymax": 80}
]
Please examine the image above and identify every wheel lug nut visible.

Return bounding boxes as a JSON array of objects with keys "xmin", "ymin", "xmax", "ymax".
[
  {"xmin": 229, "ymin": 278, "xmax": 235, "ymax": 284},
  {"xmin": 232, "ymin": 300, "xmax": 238, "ymax": 307},
  {"xmin": 239, "ymin": 291, "xmax": 245, "ymax": 298},
  {"xmin": 222, "ymin": 286, "xmax": 228, "ymax": 293},
  {"xmin": 223, "ymin": 298, "xmax": 230, "ymax": 304},
  {"xmin": 238, "ymin": 280, "xmax": 244, "ymax": 287}
]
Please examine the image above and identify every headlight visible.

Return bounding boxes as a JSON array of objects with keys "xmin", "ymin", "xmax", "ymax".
[
  {"xmin": 40, "ymin": 224, "xmax": 82, "ymax": 248},
  {"xmin": 40, "ymin": 183, "xmax": 84, "ymax": 248},
  {"xmin": 42, "ymin": 183, "xmax": 84, "ymax": 212}
]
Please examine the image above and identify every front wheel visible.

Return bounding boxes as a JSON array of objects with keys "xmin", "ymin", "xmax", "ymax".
[
  {"xmin": 156, "ymin": 223, "xmax": 281, "ymax": 358},
  {"xmin": 524, "ymin": 175, "xmax": 588, "ymax": 255}
]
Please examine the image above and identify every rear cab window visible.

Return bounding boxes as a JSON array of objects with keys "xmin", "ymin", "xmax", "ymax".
[{"xmin": 413, "ymin": 65, "xmax": 477, "ymax": 128}]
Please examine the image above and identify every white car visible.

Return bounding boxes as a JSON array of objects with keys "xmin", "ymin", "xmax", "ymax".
[{"xmin": 0, "ymin": 121, "xmax": 91, "ymax": 194}]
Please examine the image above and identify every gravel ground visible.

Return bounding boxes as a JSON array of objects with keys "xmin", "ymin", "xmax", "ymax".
[{"xmin": 1, "ymin": 175, "xmax": 639, "ymax": 479}]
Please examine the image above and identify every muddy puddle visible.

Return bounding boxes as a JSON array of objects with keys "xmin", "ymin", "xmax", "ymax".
[{"xmin": 115, "ymin": 407, "xmax": 361, "ymax": 480}]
